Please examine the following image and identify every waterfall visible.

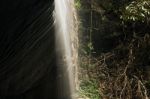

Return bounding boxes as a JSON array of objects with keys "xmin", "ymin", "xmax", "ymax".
[{"xmin": 54, "ymin": 0, "xmax": 78, "ymax": 98}]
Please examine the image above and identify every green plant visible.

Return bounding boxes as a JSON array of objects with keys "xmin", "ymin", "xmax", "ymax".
[
  {"xmin": 75, "ymin": 0, "xmax": 81, "ymax": 9},
  {"xmin": 121, "ymin": 0, "xmax": 150, "ymax": 22},
  {"xmin": 80, "ymin": 79, "xmax": 100, "ymax": 99}
]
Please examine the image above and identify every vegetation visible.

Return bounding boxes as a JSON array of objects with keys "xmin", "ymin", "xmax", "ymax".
[
  {"xmin": 121, "ymin": 0, "xmax": 150, "ymax": 22},
  {"xmin": 76, "ymin": 0, "xmax": 150, "ymax": 99}
]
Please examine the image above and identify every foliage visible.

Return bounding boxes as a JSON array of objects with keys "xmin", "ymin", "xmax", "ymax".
[
  {"xmin": 75, "ymin": 0, "xmax": 81, "ymax": 9},
  {"xmin": 121, "ymin": 0, "xmax": 150, "ymax": 22},
  {"xmin": 80, "ymin": 79, "xmax": 100, "ymax": 99},
  {"xmin": 78, "ymin": 0, "xmax": 150, "ymax": 99}
]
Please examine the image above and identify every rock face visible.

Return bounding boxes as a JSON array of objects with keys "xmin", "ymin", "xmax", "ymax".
[
  {"xmin": 79, "ymin": 0, "xmax": 123, "ymax": 54},
  {"xmin": 0, "ymin": 0, "xmax": 61, "ymax": 99}
]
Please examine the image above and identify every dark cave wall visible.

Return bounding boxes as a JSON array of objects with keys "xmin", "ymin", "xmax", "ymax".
[{"xmin": 0, "ymin": 0, "xmax": 61, "ymax": 99}]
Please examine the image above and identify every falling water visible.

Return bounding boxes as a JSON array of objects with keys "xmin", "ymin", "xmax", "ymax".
[{"xmin": 54, "ymin": 0, "xmax": 78, "ymax": 99}]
